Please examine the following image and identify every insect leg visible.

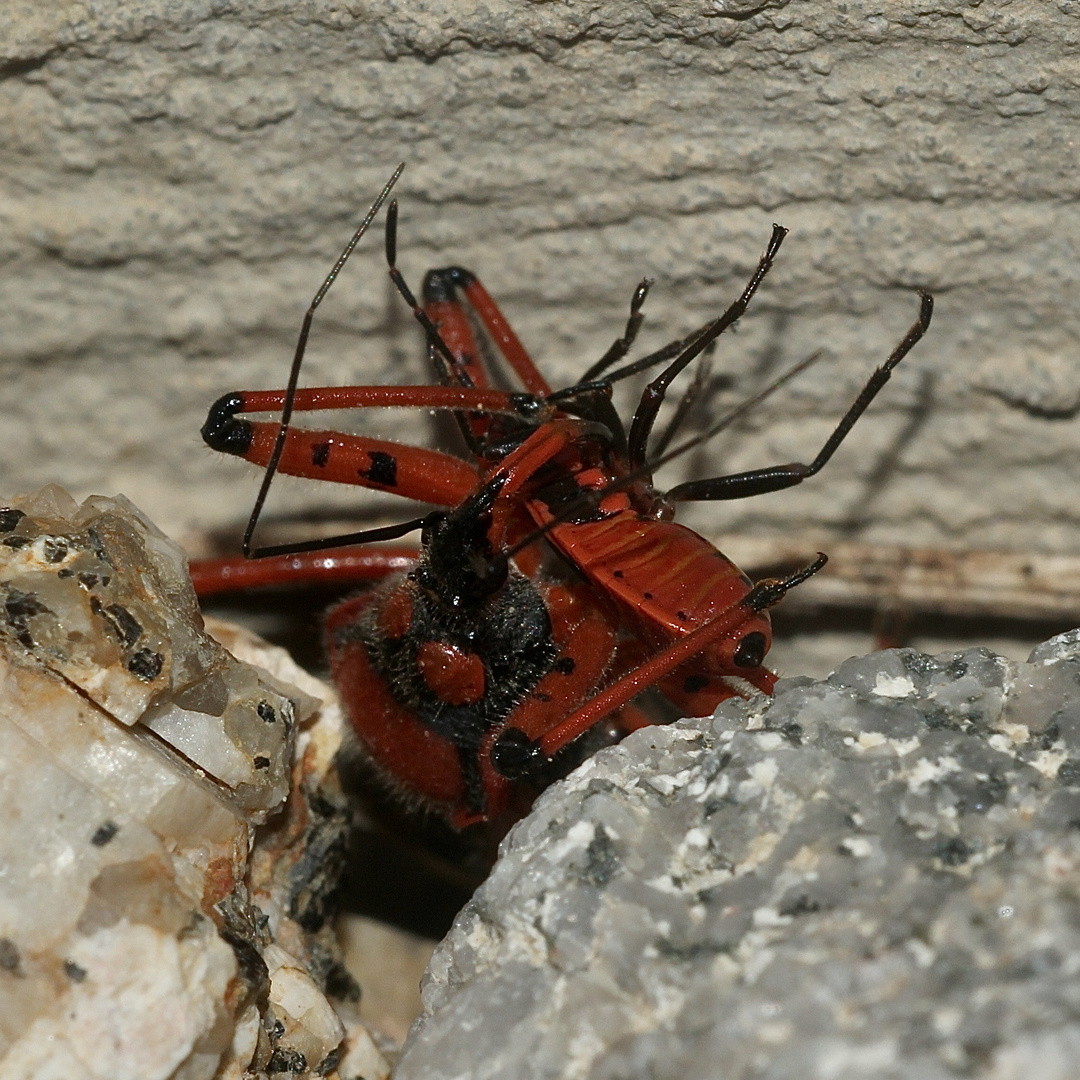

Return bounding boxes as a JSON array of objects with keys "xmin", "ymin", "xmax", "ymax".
[
  {"xmin": 577, "ymin": 277, "xmax": 652, "ymax": 383},
  {"xmin": 654, "ymin": 665, "xmax": 751, "ymax": 717},
  {"xmin": 189, "ymin": 545, "xmax": 416, "ymax": 597},
  {"xmin": 665, "ymin": 292, "xmax": 934, "ymax": 503},
  {"xmin": 473, "ymin": 417, "xmax": 611, "ymax": 551},
  {"xmin": 649, "ymin": 346, "xmax": 716, "ymax": 458},
  {"xmin": 204, "ymin": 383, "xmax": 550, "ymax": 504},
  {"xmin": 490, "ymin": 554, "xmax": 827, "ymax": 775},
  {"xmin": 423, "ymin": 267, "xmax": 554, "ymax": 396},
  {"xmin": 421, "ymin": 268, "xmax": 552, "ymax": 452},
  {"xmin": 204, "ymin": 399, "xmax": 482, "ymax": 507}
]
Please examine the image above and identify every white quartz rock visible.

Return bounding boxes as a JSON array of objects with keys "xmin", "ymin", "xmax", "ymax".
[
  {"xmin": 0, "ymin": 485, "xmax": 308, "ymax": 819},
  {"xmin": 0, "ymin": 488, "xmax": 389, "ymax": 1080}
]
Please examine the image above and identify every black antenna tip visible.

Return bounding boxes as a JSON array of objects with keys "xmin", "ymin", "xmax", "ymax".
[
  {"xmin": 918, "ymin": 291, "xmax": 934, "ymax": 327},
  {"xmin": 789, "ymin": 552, "xmax": 828, "ymax": 588}
]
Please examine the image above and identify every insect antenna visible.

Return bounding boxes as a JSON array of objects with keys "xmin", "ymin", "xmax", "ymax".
[{"xmin": 243, "ymin": 163, "xmax": 406, "ymax": 559}]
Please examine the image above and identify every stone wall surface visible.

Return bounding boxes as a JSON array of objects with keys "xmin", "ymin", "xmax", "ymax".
[{"xmin": 1, "ymin": 1, "xmax": 1079, "ymax": 555}]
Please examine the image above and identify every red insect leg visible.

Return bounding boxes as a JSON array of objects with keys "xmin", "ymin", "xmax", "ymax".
[
  {"xmin": 531, "ymin": 565, "xmax": 815, "ymax": 759},
  {"xmin": 249, "ymin": 424, "xmax": 477, "ymax": 505},
  {"xmin": 189, "ymin": 545, "xmax": 416, "ymax": 598},
  {"xmin": 469, "ymin": 418, "xmax": 599, "ymax": 550},
  {"xmin": 422, "ymin": 285, "xmax": 489, "ymax": 391},
  {"xmin": 458, "ymin": 274, "xmax": 553, "ymax": 396},
  {"xmin": 592, "ymin": 635, "xmax": 753, "ymax": 720},
  {"xmin": 422, "ymin": 268, "xmax": 553, "ymax": 397},
  {"xmin": 203, "ymin": 386, "xmax": 504, "ymax": 505},
  {"xmin": 655, "ymin": 666, "xmax": 769, "ymax": 718},
  {"xmin": 240, "ymin": 385, "xmax": 533, "ymax": 415}
]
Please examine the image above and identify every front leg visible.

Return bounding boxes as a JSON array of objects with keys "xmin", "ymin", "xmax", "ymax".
[
  {"xmin": 201, "ymin": 387, "xmax": 508, "ymax": 506},
  {"xmin": 491, "ymin": 555, "xmax": 826, "ymax": 772}
]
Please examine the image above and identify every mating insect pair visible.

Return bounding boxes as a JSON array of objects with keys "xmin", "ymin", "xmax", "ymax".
[{"xmin": 193, "ymin": 165, "xmax": 933, "ymax": 828}]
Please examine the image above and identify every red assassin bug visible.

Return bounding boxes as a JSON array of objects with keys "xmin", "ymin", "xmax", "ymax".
[{"xmin": 193, "ymin": 165, "xmax": 933, "ymax": 828}]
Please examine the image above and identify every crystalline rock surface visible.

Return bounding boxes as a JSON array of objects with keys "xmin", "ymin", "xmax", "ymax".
[
  {"xmin": 0, "ymin": 486, "xmax": 387, "ymax": 1080},
  {"xmin": 397, "ymin": 632, "xmax": 1080, "ymax": 1080}
]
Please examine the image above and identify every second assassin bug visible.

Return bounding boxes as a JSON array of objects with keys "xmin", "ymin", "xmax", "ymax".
[{"xmin": 193, "ymin": 164, "xmax": 934, "ymax": 829}]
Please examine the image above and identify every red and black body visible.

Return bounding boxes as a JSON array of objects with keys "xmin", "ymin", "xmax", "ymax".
[{"xmin": 195, "ymin": 185, "xmax": 932, "ymax": 827}]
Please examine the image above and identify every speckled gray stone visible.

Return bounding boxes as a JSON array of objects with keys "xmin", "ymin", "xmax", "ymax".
[{"xmin": 397, "ymin": 632, "xmax": 1080, "ymax": 1079}]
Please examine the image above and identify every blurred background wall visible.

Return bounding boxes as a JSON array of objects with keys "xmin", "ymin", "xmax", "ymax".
[{"xmin": 3, "ymin": 0, "xmax": 1078, "ymax": 669}]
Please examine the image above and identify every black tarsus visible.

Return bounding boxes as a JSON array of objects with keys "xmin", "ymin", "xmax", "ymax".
[
  {"xmin": 745, "ymin": 553, "xmax": 829, "ymax": 613},
  {"xmin": 626, "ymin": 223, "xmax": 788, "ymax": 470},
  {"xmin": 202, "ymin": 393, "xmax": 254, "ymax": 456},
  {"xmin": 557, "ymin": 315, "xmax": 717, "ymax": 401},
  {"xmin": 665, "ymin": 291, "xmax": 934, "ymax": 504},
  {"xmin": 489, "ymin": 726, "xmax": 541, "ymax": 781},
  {"xmin": 242, "ymin": 162, "xmax": 406, "ymax": 559},
  {"xmin": 578, "ymin": 277, "xmax": 653, "ymax": 383}
]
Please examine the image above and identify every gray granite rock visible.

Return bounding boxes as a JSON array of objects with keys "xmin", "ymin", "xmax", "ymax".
[{"xmin": 397, "ymin": 632, "xmax": 1080, "ymax": 1079}]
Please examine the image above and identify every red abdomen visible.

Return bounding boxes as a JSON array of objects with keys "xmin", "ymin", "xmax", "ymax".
[{"xmin": 548, "ymin": 513, "xmax": 757, "ymax": 633}]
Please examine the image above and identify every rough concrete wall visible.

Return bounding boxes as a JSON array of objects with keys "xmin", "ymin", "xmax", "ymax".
[{"xmin": 2, "ymin": 1, "xmax": 1078, "ymax": 558}]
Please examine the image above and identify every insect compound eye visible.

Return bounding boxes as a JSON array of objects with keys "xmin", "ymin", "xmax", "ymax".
[{"xmin": 733, "ymin": 631, "xmax": 767, "ymax": 669}]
